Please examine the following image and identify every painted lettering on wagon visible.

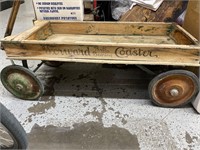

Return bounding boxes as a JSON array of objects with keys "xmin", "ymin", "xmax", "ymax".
[
  {"xmin": 43, "ymin": 45, "xmax": 158, "ymax": 58},
  {"xmin": 44, "ymin": 46, "xmax": 90, "ymax": 56},
  {"xmin": 115, "ymin": 47, "xmax": 158, "ymax": 58},
  {"xmin": 43, "ymin": 45, "xmax": 112, "ymax": 57}
]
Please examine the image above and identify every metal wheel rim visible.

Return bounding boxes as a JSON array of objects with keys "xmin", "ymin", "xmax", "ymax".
[
  {"xmin": 0, "ymin": 123, "xmax": 17, "ymax": 149},
  {"xmin": 151, "ymin": 72, "xmax": 198, "ymax": 107},
  {"xmin": 1, "ymin": 65, "xmax": 44, "ymax": 100}
]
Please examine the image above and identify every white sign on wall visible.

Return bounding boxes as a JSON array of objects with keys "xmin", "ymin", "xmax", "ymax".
[{"xmin": 32, "ymin": 0, "xmax": 84, "ymax": 21}]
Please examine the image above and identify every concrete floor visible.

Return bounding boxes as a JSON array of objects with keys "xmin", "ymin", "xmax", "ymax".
[{"xmin": 0, "ymin": 1, "xmax": 200, "ymax": 150}]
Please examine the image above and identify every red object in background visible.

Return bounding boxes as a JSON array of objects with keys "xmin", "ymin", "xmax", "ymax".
[
  {"xmin": 93, "ymin": 0, "xmax": 99, "ymax": 20},
  {"xmin": 93, "ymin": 0, "xmax": 97, "ymax": 9}
]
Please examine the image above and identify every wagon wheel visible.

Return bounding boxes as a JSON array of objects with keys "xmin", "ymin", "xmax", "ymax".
[
  {"xmin": 148, "ymin": 70, "xmax": 199, "ymax": 107},
  {"xmin": 44, "ymin": 61, "xmax": 64, "ymax": 67},
  {"xmin": 1, "ymin": 65, "xmax": 44, "ymax": 100}
]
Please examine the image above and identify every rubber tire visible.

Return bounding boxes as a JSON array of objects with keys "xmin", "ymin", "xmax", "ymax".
[
  {"xmin": 0, "ymin": 103, "xmax": 28, "ymax": 149},
  {"xmin": 148, "ymin": 70, "xmax": 200, "ymax": 108}
]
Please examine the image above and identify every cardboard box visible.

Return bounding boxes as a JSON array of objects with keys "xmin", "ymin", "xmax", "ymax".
[
  {"xmin": 192, "ymin": 92, "xmax": 200, "ymax": 114},
  {"xmin": 32, "ymin": 0, "xmax": 84, "ymax": 21},
  {"xmin": 183, "ymin": 0, "xmax": 200, "ymax": 41},
  {"xmin": 183, "ymin": 0, "xmax": 200, "ymax": 114}
]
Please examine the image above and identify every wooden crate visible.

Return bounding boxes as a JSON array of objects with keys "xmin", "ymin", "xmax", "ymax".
[{"xmin": 1, "ymin": 20, "xmax": 200, "ymax": 67}]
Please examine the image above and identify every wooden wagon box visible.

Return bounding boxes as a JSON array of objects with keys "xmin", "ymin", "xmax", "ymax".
[{"xmin": 1, "ymin": 20, "xmax": 200, "ymax": 66}]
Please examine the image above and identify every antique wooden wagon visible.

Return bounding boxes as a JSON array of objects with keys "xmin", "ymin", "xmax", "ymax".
[{"xmin": 1, "ymin": 20, "xmax": 200, "ymax": 108}]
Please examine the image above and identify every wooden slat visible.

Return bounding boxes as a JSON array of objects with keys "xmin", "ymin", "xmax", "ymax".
[
  {"xmin": 44, "ymin": 34, "xmax": 176, "ymax": 45},
  {"xmin": 50, "ymin": 21, "xmax": 172, "ymax": 36},
  {"xmin": 169, "ymin": 24, "xmax": 199, "ymax": 45},
  {"xmin": 27, "ymin": 22, "xmax": 52, "ymax": 40},
  {"xmin": 3, "ymin": 20, "xmax": 50, "ymax": 42},
  {"xmin": 6, "ymin": 57, "xmax": 200, "ymax": 67},
  {"xmin": 3, "ymin": 43, "xmax": 200, "ymax": 66},
  {"xmin": 170, "ymin": 30, "xmax": 194, "ymax": 45},
  {"xmin": 120, "ymin": 0, "xmax": 187, "ymax": 22},
  {"xmin": 2, "ymin": 21, "xmax": 197, "ymax": 46}
]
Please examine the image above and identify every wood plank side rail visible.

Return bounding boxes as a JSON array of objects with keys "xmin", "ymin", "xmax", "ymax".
[
  {"xmin": 50, "ymin": 21, "xmax": 172, "ymax": 36},
  {"xmin": 3, "ymin": 21, "xmax": 50, "ymax": 42},
  {"xmin": 1, "ymin": 21, "xmax": 200, "ymax": 67},
  {"xmin": 169, "ymin": 23, "xmax": 199, "ymax": 45}
]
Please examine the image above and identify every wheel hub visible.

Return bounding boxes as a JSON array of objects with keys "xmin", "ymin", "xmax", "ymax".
[
  {"xmin": 15, "ymin": 84, "xmax": 24, "ymax": 91},
  {"xmin": 170, "ymin": 88, "xmax": 179, "ymax": 97}
]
